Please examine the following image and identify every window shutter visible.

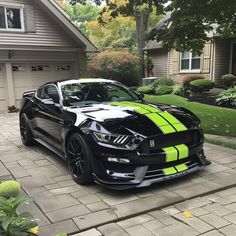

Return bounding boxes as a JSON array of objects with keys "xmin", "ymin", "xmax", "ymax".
[
  {"xmin": 24, "ymin": 4, "xmax": 36, "ymax": 33},
  {"xmin": 172, "ymin": 50, "xmax": 180, "ymax": 74},
  {"xmin": 201, "ymin": 43, "xmax": 212, "ymax": 73}
]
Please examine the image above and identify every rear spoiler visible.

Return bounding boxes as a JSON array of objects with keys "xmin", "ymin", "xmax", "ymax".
[{"xmin": 23, "ymin": 90, "xmax": 36, "ymax": 98}]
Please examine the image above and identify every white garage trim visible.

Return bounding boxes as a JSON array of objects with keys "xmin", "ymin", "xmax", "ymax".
[{"xmin": 5, "ymin": 63, "xmax": 15, "ymax": 106}]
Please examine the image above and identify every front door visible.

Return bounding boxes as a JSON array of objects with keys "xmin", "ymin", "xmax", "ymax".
[
  {"xmin": 232, "ymin": 44, "xmax": 236, "ymax": 76},
  {"xmin": 34, "ymin": 84, "xmax": 63, "ymax": 150}
]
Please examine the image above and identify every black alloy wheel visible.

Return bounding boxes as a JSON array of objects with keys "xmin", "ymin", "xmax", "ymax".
[
  {"xmin": 67, "ymin": 133, "xmax": 93, "ymax": 185},
  {"xmin": 20, "ymin": 114, "xmax": 34, "ymax": 146}
]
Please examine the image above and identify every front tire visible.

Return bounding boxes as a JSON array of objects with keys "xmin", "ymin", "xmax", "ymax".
[
  {"xmin": 20, "ymin": 113, "xmax": 35, "ymax": 146},
  {"xmin": 67, "ymin": 133, "xmax": 93, "ymax": 185}
]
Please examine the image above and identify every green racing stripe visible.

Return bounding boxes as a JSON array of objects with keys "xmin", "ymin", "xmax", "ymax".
[
  {"xmin": 110, "ymin": 101, "xmax": 187, "ymax": 135},
  {"xmin": 163, "ymin": 163, "xmax": 188, "ymax": 176}
]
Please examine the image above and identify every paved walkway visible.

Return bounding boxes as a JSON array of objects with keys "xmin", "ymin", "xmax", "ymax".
[
  {"xmin": 78, "ymin": 187, "xmax": 236, "ymax": 236},
  {"xmin": 0, "ymin": 113, "xmax": 236, "ymax": 236}
]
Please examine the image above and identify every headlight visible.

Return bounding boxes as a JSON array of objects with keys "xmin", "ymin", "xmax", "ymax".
[{"xmin": 92, "ymin": 131, "xmax": 143, "ymax": 150}]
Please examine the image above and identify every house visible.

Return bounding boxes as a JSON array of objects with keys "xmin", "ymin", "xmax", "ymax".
[
  {"xmin": 144, "ymin": 15, "xmax": 236, "ymax": 86},
  {"xmin": 0, "ymin": 0, "xmax": 96, "ymax": 110}
]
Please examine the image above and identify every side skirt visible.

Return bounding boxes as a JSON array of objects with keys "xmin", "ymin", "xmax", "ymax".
[{"xmin": 34, "ymin": 138, "xmax": 66, "ymax": 161}]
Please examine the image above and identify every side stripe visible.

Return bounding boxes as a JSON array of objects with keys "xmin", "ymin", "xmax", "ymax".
[
  {"xmin": 175, "ymin": 144, "xmax": 189, "ymax": 159},
  {"xmin": 163, "ymin": 147, "xmax": 178, "ymax": 162}
]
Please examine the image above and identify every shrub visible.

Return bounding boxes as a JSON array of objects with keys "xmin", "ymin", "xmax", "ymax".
[
  {"xmin": 182, "ymin": 75, "xmax": 205, "ymax": 92},
  {"xmin": 88, "ymin": 50, "xmax": 140, "ymax": 86},
  {"xmin": 152, "ymin": 77, "xmax": 174, "ymax": 87},
  {"xmin": 221, "ymin": 74, "xmax": 236, "ymax": 88},
  {"xmin": 0, "ymin": 195, "xmax": 39, "ymax": 236},
  {"xmin": 155, "ymin": 86, "xmax": 173, "ymax": 95},
  {"xmin": 0, "ymin": 181, "xmax": 20, "ymax": 198},
  {"xmin": 172, "ymin": 85, "xmax": 184, "ymax": 96},
  {"xmin": 8, "ymin": 105, "xmax": 19, "ymax": 113},
  {"xmin": 137, "ymin": 85, "xmax": 155, "ymax": 95},
  {"xmin": 189, "ymin": 79, "xmax": 214, "ymax": 93},
  {"xmin": 216, "ymin": 87, "xmax": 236, "ymax": 107}
]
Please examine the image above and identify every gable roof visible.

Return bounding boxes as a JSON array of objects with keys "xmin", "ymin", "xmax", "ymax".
[{"xmin": 36, "ymin": 0, "xmax": 97, "ymax": 52}]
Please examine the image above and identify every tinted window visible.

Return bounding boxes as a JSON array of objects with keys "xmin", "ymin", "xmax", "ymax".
[
  {"xmin": 37, "ymin": 85, "xmax": 60, "ymax": 102},
  {"xmin": 61, "ymin": 82, "xmax": 139, "ymax": 107}
]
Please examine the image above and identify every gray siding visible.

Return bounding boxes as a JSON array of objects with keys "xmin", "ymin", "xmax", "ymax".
[
  {"xmin": 214, "ymin": 39, "xmax": 231, "ymax": 84},
  {"xmin": 0, "ymin": 50, "xmax": 80, "ymax": 62},
  {"xmin": 149, "ymin": 49, "xmax": 168, "ymax": 77},
  {"xmin": 0, "ymin": 0, "xmax": 78, "ymax": 48}
]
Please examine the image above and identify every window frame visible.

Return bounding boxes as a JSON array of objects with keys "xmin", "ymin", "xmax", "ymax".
[
  {"xmin": 36, "ymin": 84, "xmax": 62, "ymax": 104},
  {"xmin": 180, "ymin": 51, "xmax": 201, "ymax": 73},
  {"xmin": 0, "ymin": 3, "xmax": 25, "ymax": 32}
]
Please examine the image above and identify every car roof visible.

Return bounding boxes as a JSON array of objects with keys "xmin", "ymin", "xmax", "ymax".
[{"xmin": 58, "ymin": 78, "xmax": 118, "ymax": 86}]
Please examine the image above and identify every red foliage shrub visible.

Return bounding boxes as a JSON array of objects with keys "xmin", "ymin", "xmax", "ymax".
[{"xmin": 88, "ymin": 50, "xmax": 140, "ymax": 86}]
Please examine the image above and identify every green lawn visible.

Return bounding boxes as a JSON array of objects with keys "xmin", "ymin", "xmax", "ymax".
[{"xmin": 145, "ymin": 94, "xmax": 236, "ymax": 137}]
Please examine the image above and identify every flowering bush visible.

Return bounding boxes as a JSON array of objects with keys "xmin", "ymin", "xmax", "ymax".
[{"xmin": 88, "ymin": 50, "xmax": 140, "ymax": 86}]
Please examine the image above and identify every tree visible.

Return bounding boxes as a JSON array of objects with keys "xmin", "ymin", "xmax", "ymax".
[
  {"xmin": 63, "ymin": 3, "xmax": 100, "ymax": 35},
  {"xmin": 150, "ymin": 0, "xmax": 236, "ymax": 54},
  {"xmin": 70, "ymin": 0, "xmax": 236, "ymax": 55},
  {"xmin": 70, "ymin": 0, "xmax": 164, "ymax": 83}
]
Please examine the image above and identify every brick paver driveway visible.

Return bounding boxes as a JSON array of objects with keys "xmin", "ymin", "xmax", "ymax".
[{"xmin": 1, "ymin": 113, "xmax": 236, "ymax": 236}]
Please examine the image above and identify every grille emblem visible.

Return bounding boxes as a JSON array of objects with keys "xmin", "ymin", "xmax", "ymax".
[{"xmin": 150, "ymin": 140, "xmax": 155, "ymax": 148}]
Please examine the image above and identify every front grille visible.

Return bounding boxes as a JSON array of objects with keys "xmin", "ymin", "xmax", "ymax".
[{"xmin": 138, "ymin": 129, "xmax": 202, "ymax": 154}]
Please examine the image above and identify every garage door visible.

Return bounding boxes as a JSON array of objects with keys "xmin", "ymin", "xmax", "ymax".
[
  {"xmin": 12, "ymin": 63, "xmax": 74, "ymax": 107},
  {"xmin": 0, "ymin": 64, "xmax": 7, "ymax": 110}
]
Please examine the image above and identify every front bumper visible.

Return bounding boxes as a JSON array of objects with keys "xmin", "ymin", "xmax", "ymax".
[
  {"xmin": 93, "ymin": 164, "xmax": 204, "ymax": 190},
  {"xmin": 90, "ymin": 140, "xmax": 209, "ymax": 189}
]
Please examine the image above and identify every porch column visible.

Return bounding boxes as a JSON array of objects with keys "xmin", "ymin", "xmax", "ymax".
[{"xmin": 5, "ymin": 63, "xmax": 15, "ymax": 106}]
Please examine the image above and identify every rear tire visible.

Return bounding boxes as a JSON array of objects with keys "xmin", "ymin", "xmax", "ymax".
[
  {"xmin": 67, "ymin": 133, "xmax": 93, "ymax": 185},
  {"xmin": 20, "ymin": 113, "xmax": 35, "ymax": 146}
]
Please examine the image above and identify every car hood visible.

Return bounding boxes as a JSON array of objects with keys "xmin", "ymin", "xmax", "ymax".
[{"xmin": 65, "ymin": 101, "xmax": 200, "ymax": 136}]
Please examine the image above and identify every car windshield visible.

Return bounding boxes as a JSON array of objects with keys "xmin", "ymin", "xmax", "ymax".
[{"xmin": 60, "ymin": 82, "xmax": 140, "ymax": 107}]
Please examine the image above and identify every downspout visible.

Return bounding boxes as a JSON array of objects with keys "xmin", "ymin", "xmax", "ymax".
[
  {"xmin": 211, "ymin": 39, "xmax": 216, "ymax": 82},
  {"xmin": 167, "ymin": 50, "xmax": 170, "ymax": 77}
]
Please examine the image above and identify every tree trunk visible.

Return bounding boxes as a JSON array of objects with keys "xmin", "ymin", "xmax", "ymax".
[{"xmin": 135, "ymin": 11, "xmax": 145, "ymax": 85}]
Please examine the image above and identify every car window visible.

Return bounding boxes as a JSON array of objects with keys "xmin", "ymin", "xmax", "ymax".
[
  {"xmin": 37, "ymin": 85, "xmax": 60, "ymax": 102},
  {"xmin": 60, "ymin": 82, "xmax": 140, "ymax": 107}
]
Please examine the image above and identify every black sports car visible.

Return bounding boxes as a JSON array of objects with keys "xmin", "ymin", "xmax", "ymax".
[{"xmin": 20, "ymin": 79, "xmax": 210, "ymax": 189}]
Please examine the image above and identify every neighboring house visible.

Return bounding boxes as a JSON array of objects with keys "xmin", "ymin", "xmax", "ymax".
[
  {"xmin": 0, "ymin": 0, "xmax": 96, "ymax": 110},
  {"xmin": 145, "ymin": 15, "xmax": 236, "ymax": 86}
]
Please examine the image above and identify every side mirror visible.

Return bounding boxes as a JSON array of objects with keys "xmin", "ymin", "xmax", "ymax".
[{"xmin": 42, "ymin": 98, "xmax": 55, "ymax": 105}]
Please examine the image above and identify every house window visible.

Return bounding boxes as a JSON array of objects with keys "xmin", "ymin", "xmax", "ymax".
[
  {"xmin": 0, "ymin": 5, "xmax": 24, "ymax": 31},
  {"xmin": 181, "ymin": 51, "xmax": 201, "ymax": 71}
]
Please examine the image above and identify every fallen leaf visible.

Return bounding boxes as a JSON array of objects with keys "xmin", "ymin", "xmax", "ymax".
[{"xmin": 183, "ymin": 209, "xmax": 193, "ymax": 218}]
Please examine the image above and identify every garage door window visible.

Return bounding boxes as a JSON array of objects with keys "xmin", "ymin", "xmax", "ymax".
[
  {"xmin": 31, "ymin": 65, "xmax": 50, "ymax": 72},
  {"xmin": 55, "ymin": 65, "xmax": 72, "ymax": 71},
  {"xmin": 0, "ymin": 5, "xmax": 24, "ymax": 31},
  {"xmin": 12, "ymin": 65, "xmax": 26, "ymax": 71}
]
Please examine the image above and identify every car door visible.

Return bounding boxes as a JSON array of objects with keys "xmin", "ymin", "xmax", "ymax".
[{"xmin": 34, "ymin": 84, "xmax": 63, "ymax": 149}]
